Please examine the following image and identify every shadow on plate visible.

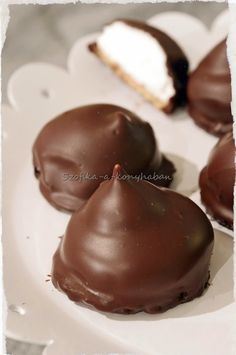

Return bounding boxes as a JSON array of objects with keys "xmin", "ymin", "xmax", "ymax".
[
  {"xmin": 172, "ymin": 108, "xmax": 190, "ymax": 122},
  {"xmin": 166, "ymin": 152, "xmax": 199, "ymax": 196}
]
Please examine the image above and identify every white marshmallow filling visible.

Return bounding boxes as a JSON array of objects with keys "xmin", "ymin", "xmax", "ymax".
[{"xmin": 97, "ymin": 21, "xmax": 176, "ymax": 103}]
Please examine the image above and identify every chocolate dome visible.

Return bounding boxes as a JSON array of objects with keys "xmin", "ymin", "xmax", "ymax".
[
  {"xmin": 187, "ymin": 39, "xmax": 233, "ymax": 136},
  {"xmin": 200, "ymin": 132, "xmax": 235, "ymax": 229},
  {"xmin": 52, "ymin": 164, "xmax": 214, "ymax": 314},
  {"xmin": 33, "ymin": 104, "xmax": 175, "ymax": 212}
]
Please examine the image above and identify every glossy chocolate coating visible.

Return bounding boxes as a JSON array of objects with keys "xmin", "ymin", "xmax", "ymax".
[
  {"xmin": 52, "ymin": 164, "xmax": 214, "ymax": 314},
  {"xmin": 33, "ymin": 104, "xmax": 175, "ymax": 212},
  {"xmin": 200, "ymin": 132, "xmax": 234, "ymax": 229},
  {"xmin": 188, "ymin": 39, "xmax": 233, "ymax": 136},
  {"xmin": 89, "ymin": 19, "xmax": 189, "ymax": 113}
]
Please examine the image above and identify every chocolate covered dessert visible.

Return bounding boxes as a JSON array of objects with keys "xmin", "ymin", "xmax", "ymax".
[
  {"xmin": 188, "ymin": 39, "xmax": 233, "ymax": 136},
  {"xmin": 200, "ymin": 132, "xmax": 235, "ymax": 230},
  {"xmin": 89, "ymin": 20, "xmax": 189, "ymax": 113},
  {"xmin": 52, "ymin": 164, "xmax": 214, "ymax": 314},
  {"xmin": 33, "ymin": 104, "xmax": 175, "ymax": 212}
]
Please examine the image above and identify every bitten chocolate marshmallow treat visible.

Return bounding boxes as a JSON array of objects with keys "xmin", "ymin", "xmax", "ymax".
[{"xmin": 89, "ymin": 20, "xmax": 189, "ymax": 113}]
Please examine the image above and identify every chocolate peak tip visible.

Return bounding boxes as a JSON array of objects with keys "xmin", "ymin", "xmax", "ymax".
[
  {"xmin": 112, "ymin": 164, "xmax": 122, "ymax": 178},
  {"xmin": 116, "ymin": 111, "xmax": 131, "ymax": 122}
]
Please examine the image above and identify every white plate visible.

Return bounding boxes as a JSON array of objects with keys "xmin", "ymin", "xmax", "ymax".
[{"xmin": 3, "ymin": 10, "xmax": 234, "ymax": 355}]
